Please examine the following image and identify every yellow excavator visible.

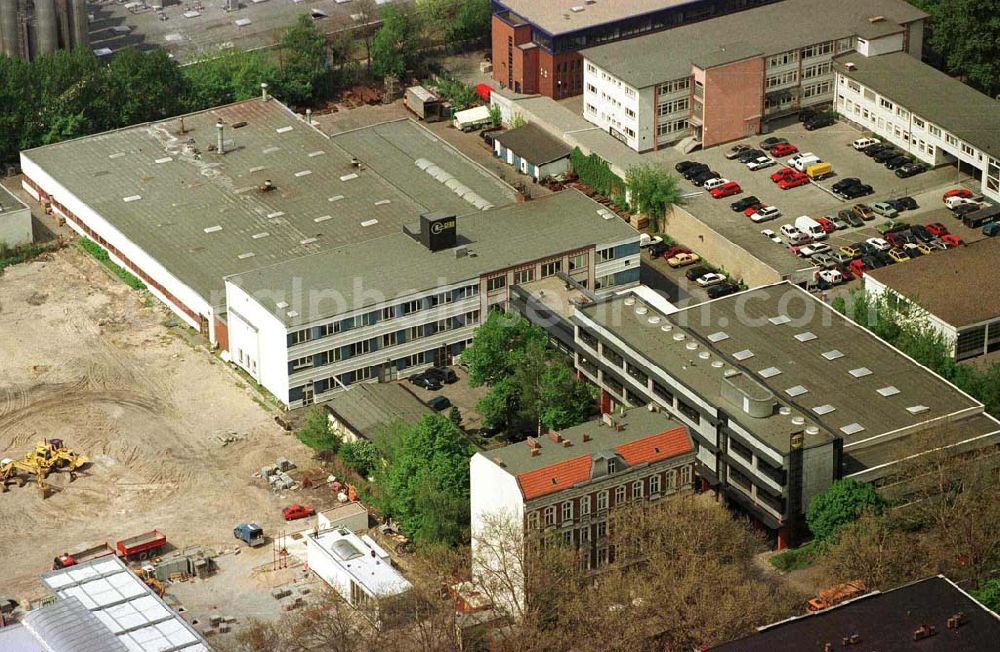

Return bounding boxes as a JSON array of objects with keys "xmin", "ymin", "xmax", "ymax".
[{"xmin": 0, "ymin": 439, "xmax": 88, "ymax": 495}]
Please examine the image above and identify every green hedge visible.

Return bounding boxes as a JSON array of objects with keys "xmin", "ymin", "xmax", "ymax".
[
  {"xmin": 77, "ymin": 238, "xmax": 146, "ymax": 290},
  {"xmin": 570, "ymin": 147, "xmax": 625, "ymax": 200}
]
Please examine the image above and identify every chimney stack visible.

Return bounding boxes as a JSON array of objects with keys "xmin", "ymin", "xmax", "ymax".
[
  {"xmin": 216, "ymin": 122, "xmax": 225, "ymax": 154},
  {"xmin": 261, "ymin": 82, "xmax": 269, "ymax": 102},
  {"xmin": 582, "ymin": 434, "xmax": 591, "ymax": 443},
  {"xmin": 179, "ymin": 116, "xmax": 186, "ymax": 134},
  {"xmin": 547, "ymin": 431, "xmax": 562, "ymax": 443}
]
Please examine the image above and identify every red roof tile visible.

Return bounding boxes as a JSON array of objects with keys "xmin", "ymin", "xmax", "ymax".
[
  {"xmin": 614, "ymin": 426, "xmax": 692, "ymax": 465},
  {"xmin": 516, "ymin": 454, "xmax": 593, "ymax": 500}
]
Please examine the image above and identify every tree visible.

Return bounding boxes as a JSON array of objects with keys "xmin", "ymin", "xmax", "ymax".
[
  {"xmin": 535, "ymin": 361, "xmax": 596, "ymax": 431},
  {"xmin": 973, "ymin": 578, "xmax": 1000, "ymax": 612},
  {"xmin": 447, "ymin": 406, "xmax": 462, "ymax": 428},
  {"xmin": 274, "ymin": 15, "xmax": 329, "ymax": 105},
  {"xmin": 374, "ymin": 414, "xmax": 473, "ymax": 546},
  {"xmin": 371, "ymin": 5, "xmax": 423, "ymax": 80},
  {"xmin": 912, "ymin": 0, "xmax": 1000, "ymax": 96},
  {"xmin": 107, "ymin": 47, "xmax": 188, "ymax": 126},
  {"xmin": 806, "ymin": 479, "xmax": 886, "ymax": 540},
  {"xmin": 821, "ymin": 512, "xmax": 928, "ymax": 591},
  {"xmin": 449, "ymin": 0, "xmax": 491, "ymax": 42},
  {"xmin": 339, "ymin": 439, "xmax": 380, "ymax": 477},
  {"xmin": 296, "ymin": 407, "xmax": 339, "ymax": 452},
  {"xmin": 462, "ymin": 310, "xmax": 547, "ymax": 387},
  {"xmin": 353, "ymin": 0, "xmax": 380, "ymax": 77},
  {"xmin": 625, "ymin": 164, "xmax": 682, "ymax": 230},
  {"xmin": 184, "ymin": 50, "xmax": 277, "ymax": 109}
]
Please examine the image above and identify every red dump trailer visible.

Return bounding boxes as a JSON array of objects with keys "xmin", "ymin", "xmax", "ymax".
[{"xmin": 116, "ymin": 530, "xmax": 167, "ymax": 560}]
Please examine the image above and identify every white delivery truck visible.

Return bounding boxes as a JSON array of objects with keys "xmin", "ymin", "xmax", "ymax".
[
  {"xmin": 453, "ymin": 105, "xmax": 493, "ymax": 132},
  {"xmin": 794, "ymin": 215, "xmax": 828, "ymax": 241}
]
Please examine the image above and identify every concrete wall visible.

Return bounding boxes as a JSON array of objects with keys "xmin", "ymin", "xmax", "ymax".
[
  {"xmin": 470, "ymin": 453, "xmax": 526, "ymax": 616},
  {"xmin": 0, "ymin": 188, "xmax": 32, "ymax": 247},
  {"xmin": 701, "ymin": 57, "xmax": 764, "ymax": 147},
  {"xmin": 662, "ymin": 204, "xmax": 784, "ymax": 287},
  {"xmin": 225, "ymin": 281, "xmax": 290, "ymax": 403},
  {"xmin": 857, "ymin": 32, "xmax": 905, "ymax": 58}
]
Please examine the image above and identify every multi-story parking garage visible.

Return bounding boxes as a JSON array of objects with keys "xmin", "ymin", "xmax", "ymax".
[{"xmin": 20, "ymin": 97, "xmax": 641, "ymax": 407}]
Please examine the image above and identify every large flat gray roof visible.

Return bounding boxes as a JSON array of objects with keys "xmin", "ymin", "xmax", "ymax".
[
  {"xmin": 22, "ymin": 100, "xmax": 516, "ymax": 307},
  {"xmin": 496, "ymin": 0, "xmax": 689, "ymax": 36},
  {"xmin": 581, "ymin": 0, "xmax": 925, "ymax": 88},
  {"xmin": 227, "ymin": 188, "xmax": 639, "ymax": 327},
  {"xmin": 577, "ymin": 283, "xmax": 992, "ymax": 466},
  {"xmin": 835, "ymin": 51, "xmax": 1000, "ymax": 160}
]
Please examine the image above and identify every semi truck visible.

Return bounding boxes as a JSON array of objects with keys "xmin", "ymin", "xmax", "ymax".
[
  {"xmin": 116, "ymin": 529, "xmax": 167, "ymax": 561},
  {"xmin": 52, "ymin": 542, "xmax": 116, "ymax": 569},
  {"xmin": 233, "ymin": 523, "xmax": 266, "ymax": 547}
]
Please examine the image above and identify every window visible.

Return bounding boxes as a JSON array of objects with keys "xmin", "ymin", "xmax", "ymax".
[
  {"xmin": 730, "ymin": 438, "xmax": 753, "ymax": 461},
  {"xmin": 568, "ymin": 253, "xmax": 587, "ymax": 271},
  {"xmin": 587, "ymin": 63, "xmax": 596, "ymax": 73},
  {"xmin": 607, "ymin": 458, "xmax": 617, "ymax": 474},
  {"xmin": 289, "ymin": 329, "xmax": 311, "ymax": 345},
  {"xmin": 527, "ymin": 511, "xmax": 539, "ymax": 529},
  {"xmin": 835, "ymin": 37, "xmax": 855, "ymax": 53},
  {"xmin": 624, "ymin": 87, "xmax": 636, "ymax": 98},
  {"xmin": 597, "ymin": 490, "xmax": 608, "ymax": 511},
  {"xmin": 802, "ymin": 80, "xmax": 832, "ymax": 98},
  {"xmin": 658, "ymin": 118, "xmax": 689, "ymax": 137},
  {"xmin": 667, "ymin": 469, "xmax": 678, "ymax": 489},
  {"xmin": 382, "ymin": 332, "xmax": 397, "ymax": 348},
  {"xmin": 563, "ymin": 530, "xmax": 573, "ymax": 545},
  {"xmin": 603, "ymin": 347, "xmax": 623, "ymax": 367},
  {"xmin": 765, "ymin": 70, "xmax": 798, "ymax": 89},
  {"xmin": 596, "ymin": 522, "xmax": 607, "ymax": 540},
  {"xmin": 658, "ymin": 78, "xmax": 690, "ymax": 95},
  {"xmin": 929, "ymin": 124, "xmax": 942, "ymax": 137},
  {"xmin": 624, "ymin": 127, "xmax": 636, "ymax": 138},
  {"xmin": 541, "ymin": 260, "xmax": 562, "ymax": 277},
  {"xmin": 658, "ymin": 97, "xmax": 689, "ymax": 115},
  {"xmin": 681, "ymin": 464, "xmax": 693, "ymax": 486},
  {"xmin": 586, "ymin": 103, "xmax": 597, "ymax": 114},
  {"xmin": 961, "ymin": 143, "xmax": 975, "ymax": 156},
  {"xmin": 677, "ymin": 399, "xmax": 700, "ymax": 424},
  {"xmin": 580, "ymin": 495, "xmax": 591, "ymax": 516},
  {"xmin": 513, "ymin": 268, "xmax": 535, "ymax": 284},
  {"xmin": 652, "ymin": 380, "xmax": 674, "ymax": 405},
  {"xmin": 544, "ymin": 506, "xmax": 556, "ymax": 526},
  {"xmin": 802, "ymin": 61, "xmax": 832, "ymax": 80},
  {"xmin": 597, "ymin": 247, "xmax": 615, "ymax": 262},
  {"xmin": 649, "ymin": 474, "xmax": 661, "ymax": 495},
  {"xmin": 625, "ymin": 107, "xmax": 636, "ymax": 118},
  {"xmin": 946, "ymin": 133, "xmax": 958, "ymax": 146},
  {"xmin": 801, "ymin": 42, "xmax": 833, "ymax": 59},
  {"xmin": 402, "ymin": 299, "xmax": 421, "ymax": 315},
  {"xmin": 615, "ymin": 485, "xmax": 626, "ymax": 505},
  {"xmin": 486, "ymin": 275, "xmax": 506, "ymax": 292},
  {"xmin": 586, "ymin": 83, "xmax": 597, "ymax": 94},
  {"xmin": 632, "ymin": 480, "xmax": 643, "ymax": 500},
  {"xmin": 290, "ymin": 356, "xmax": 311, "ymax": 371},
  {"xmin": 768, "ymin": 51, "xmax": 798, "ymax": 68},
  {"xmin": 562, "ymin": 501, "xmax": 573, "ymax": 523},
  {"xmin": 879, "ymin": 97, "xmax": 894, "ymax": 110}
]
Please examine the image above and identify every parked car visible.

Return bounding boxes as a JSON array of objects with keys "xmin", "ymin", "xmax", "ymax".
[
  {"xmin": 663, "ymin": 245, "xmax": 692, "ymax": 259},
  {"xmin": 849, "ymin": 259, "xmax": 868, "ymax": 277},
  {"xmin": 724, "ymin": 144, "xmax": 753, "ymax": 159},
  {"xmin": 836, "ymin": 263, "xmax": 855, "ymax": 282},
  {"xmin": 408, "ymin": 373, "xmax": 442, "ymax": 390},
  {"xmin": 682, "ymin": 163, "xmax": 710, "ymax": 180},
  {"xmin": 425, "ymin": 366, "xmax": 458, "ymax": 384},
  {"xmin": 984, "ymin": 222, "xmax": 1000, "ymax": 237},
  {"xmin": 691, "ymin": 169, "xmax": 722, "ymax": 186},
  {"xmin": 840, "ymin": 209, "xmax": 864, "ymax": 228},
  {"xmin": 830, "ymin": 215, "xmax": 849, "ymax": 230},
  {"xmin": 866, "ymin": 237, "xmax": 891, "ymax": 251},
  {"xmin": 674, "ymin": 160, "xmax": 701, "ymax": 174},
  {"xmin": 832, "ymin": 177, "xmax": 862, "ymax": 193},
  {"xmin": 780, "ymin": 224, "xmax": 805, "ymax": 240},
  {"xmin": 852, "ymin": 137, "xmax": 880, "ymax": 151},
  {"xmin": 838, "ymin": 244, "xmax": 862, "ymax": 258},
  {"xmin": 884, "ymin": 155, "xmax": 911, "ymax": 170},
  {"xmin": 769, "ymin": 143, "xmax": 798, "ymax": 157},
  {"xmin": 771, "ymin": 167, "xmax": 799, "ymax": 183},
  {"xmin": 696, "ymin": 272, "xmax": 727, "ymax": 287},
  {"xmin": 940, "ymin": 234, "xmax": 963, "ymax": 247},
  {"xmin": 797, "ymin": 107, "xmax": 819, "ymax": 122},
  {"xmin": 703, "ymin": 177, "xmax": 731, "ymax": 191},
  {"xmin": 640, "ymin": 233, "xmax": 664, "ymax": 248},
  {"xmin": 804, "ymin": 113, "xmax": 835, "ymax": 130},
  {"xmin": 778, "ymin": 173, "xmax": 811, "ymax": 190},
  {"xmin": 817, "ymin": 269, "xmax": 844, "ymax": 284},
  {"xmin": 786, "ymin": 152, "xmax": 816, "ymax": 167},
  {"xmin": 925, "ymin": 222, "xmax": 949, "ymax": 236},
  {"xmin": 909, "ymin": 224, "xmax": 933, "ymax": 242},
  {"xmin": 684, "ymin": 265, "xmax": 713, "ymax": 281},
  {"xmin": 731, "ymin": 195, "xmax": 761, "ymax": 212},
  {"xmin": 870, "ymin": 201, "xmax": 899, "ymax": 218},
  {"xmin": 904, "ymin": 242, "xmax": 933, "ymax": 257},
  {"xmin": 887, "ymin": 248, "xmax": 910, "ymax": 263},
  {"xmin": 815, "ymin": 217, "xmax": 836, "ymax": 233},
  {"xmin": 428, "ymin": 396, "xmax": 452, "ymax": 411},
  {"xmin": 648, "ymin": 241, "xmax": 670, "ymax": 257},
  {"xmin": 945, "ymin": 195, "xmax": 978, "ymax": 210},
  {"xmin": 895, "ymin": 162, "xmax": 928, "ymax": 178},
  {"xmin": 942, "ymin": 188, "xmax": 973, "ymax": 202},
  {"xmin": 761, "ymin": 229, "xmax": 783, "ymax": 244},
  {"xmin": 282, "ymin": 504, "xmax": 315, "ymax": 521},
  {"xmin": 746, "ymin": 156, "xmax": 776, "ymax": 171},
  {"xmin": 710, "ymin": 181, "xmax": 743, "ymax": 198},
  {"xmin": 812, "ymin": 252, "xmax": 838, "ymax": 269},
  {"xmin": 839, "ymin": 183, "xmax": 874, "ymax": 199},
  {"xmin": 830, "ymin": 250, "xmax": 854, "ymax": 265},
  {"xmin": 873, "ymin": 148, "xmax": 900, "ymax": 163},
  {"xmin": 759, "ymin": 136, "xmax": 788, "ymax": 150},
  {"xmin": 737, "ymin": 149, "xmax": 768, "ymax": 163},
  {"xmin": 888, "ymin": 196, "xmax": 918, "ymax": 211},
  {"xmin": 745, "ymin": 204, "xmax": 769, "ymax": 217},
  {"xmin": 952, "ymin": 203, "xmax": 980, "ymax": 218},
  {"xmin": 750, "ymin": 206, "xmax": 782, "ymax": 223},
  {"xmin": 863, "ymin": 143, "xmax": 889, "ymax": 157},
  {"xmin": 668, "ymin": 252, "xmax": 702, "ymax": 267},
  {"xmin": 800, "ymin": 243, "xmax": 832, "ymax": 257},
  {"xmin": 707, "ymin": 283, "xmax": 740, "ymax": 299}
]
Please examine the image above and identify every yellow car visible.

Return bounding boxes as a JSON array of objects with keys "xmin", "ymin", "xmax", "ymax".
[
  {"xmin": 909, "ymin": 243, "xmax": 934, "ymax": 256},
  {"xmin": 838, "ymin": 245, "xmax": 860, "ymax": 258},
  {"xmin": 887, "ymin": 248, "xmax": 910, "ymax": 263},
  {"xmin": 667, "ymin": 252, "xmax": 701, "ymax": 268}
]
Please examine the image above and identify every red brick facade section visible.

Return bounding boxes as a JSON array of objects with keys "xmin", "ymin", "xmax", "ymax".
[
  {"xmin": 214, "ymin": 316, "xmax": 229, "ymax": 351},
  {"xmin": 491, "ymin": 15, "xmax": 537, "ymax": 94},
  {"xmin": 700, "ymin": 57, "xmax": 765, "ymax": 148}
]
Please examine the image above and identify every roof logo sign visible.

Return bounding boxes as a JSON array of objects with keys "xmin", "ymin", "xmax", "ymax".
[
  {"xmin": 295, "ymin": 170, "xmax": 312, "ymax": 177},
  {"xmin": 308, "ymin": 150, "xmax": 325, "ymax": 157},
  {"xmin": 374, "ymin": 199, "xmax": 391, "ymax": 206},
  {"xmin": 877, "ymin": 386, "xmax": 900, "ymax": 397},
  {"xmin": 314, "ymin": 215, "xmax": 333, "ymax": 223},
  {"xmin": 328, "ymin": 195, "xmax": 345, "ymax": 202},
  {"xmin": 732, "ymin": 349, "xmax": 754, "ymax": 361},
  {"xmin": 204, "ymin": 225, "xmax": 222, "ymax": 233},
  {"xmin": 849, "ymin": 367, "xmax": 873, "ymax": 378},
  {"xmin": 813, "ymin": 404, "xmax": 836, "ymax": 415},
  {"xmin": 340, "ymin": 173, "xmax": 359, "ymax": 182},
  {"xmin": 252, "ymin": 231, "xmax": 270, "ymax": 239},
  {"xmin": 276, "ymin": 126, "xmax": 294, "ymax": 134},
  {"xmin": 122, "ymin": 195, "xmax": 142, "ymax": 202},
  {"xmin": 822, "ymin": 349, "xmax": 845, "ymax": 360},
  {"xmin": 769, "ymin": 315, "xmax": 792, "ymax": 325},
  {"xmin": 794, "ymin": 331, "xmax": 817, "ymax": 342},
  {"xmin": 154, "ymin": 157, "xmax": 173, "ymax": 164},
  {"xmin": 707, "ymin": 331, "xmax": 729, "ymax": 342},
  {"xmin": 361, "ymin": 219, "xmax": 379, "ymax": 227}
]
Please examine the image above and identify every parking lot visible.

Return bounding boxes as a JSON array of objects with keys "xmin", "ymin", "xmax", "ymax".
[{"xmin": 662, "ymin": 119, "xmax": 986, "ymax": 281}]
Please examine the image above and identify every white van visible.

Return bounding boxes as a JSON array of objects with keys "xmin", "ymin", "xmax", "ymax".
[
  {"xmin": 792, "ymin": 155, "xmax": 822, "ymax": 173},
  {"xmin": 853, "ymin": 137, "xmax": 880, "ymax": 151},
  {"xmin": 794, "ymin": 215, "xmax": 827, "ymax": 241},
  {"xmin": 703, "ymin": 177, "xmax": 730, "ymax": 191}
]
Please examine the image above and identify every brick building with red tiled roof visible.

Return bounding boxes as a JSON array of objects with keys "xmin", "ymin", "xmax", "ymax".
[{"xmin": 470, "ymin": 407, "xmax": 695, "ymax": 614}]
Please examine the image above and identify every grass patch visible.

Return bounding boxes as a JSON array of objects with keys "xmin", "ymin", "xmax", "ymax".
[
  {"xmin": 769, "ymin": 541, "xmax": 820, "ymax": 572},
  {"xmin": 77, "ymin": 238, "xmax": 146, "ymax": 290},
  {"xmin": 0, "ymin": 242, "xmax": 48, "ymax": 273}
]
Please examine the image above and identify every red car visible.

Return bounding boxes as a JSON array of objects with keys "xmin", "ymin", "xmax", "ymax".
[
  {"xmin": 942, "ymin": 188, "xmax": 973, "ymax": 202},
  {"xmin": 770, "ymin": 167, "xmax": 798, "ymax": 183},
  {"xmin": 744, "ymin": 203, "xmax": 769, "ymax": 217},
  {"xmin": 925, "ymin": 222, "xmax": 949, "ymax": 236},
  {"xmin": 663, "ymin": 245, "xmax": 691, "ymax": 258},
  {"xmin": 941, "ymin": 234, "xmax": 963, "ymax": 247},
  {"xmin": 815, "ymin": 217, "xmax": 836, "ymax": 233},
  {"xmin": 769, "ymin": 143, "xmax": 798, "ymax": 157},
  {"xmin": 778, "ymin": 173, "xmax": 810, "ymax": 189},
  {"xmin": 849, "ymin": 259, "xmax": 867, "ymax": 277},
  {"xmin": 710, "ymin": 181, "xmax": 742, "ymax": 198},
  {"xmin": 282, "ymin": 504, "xmax": 315, "ymax": 521}
]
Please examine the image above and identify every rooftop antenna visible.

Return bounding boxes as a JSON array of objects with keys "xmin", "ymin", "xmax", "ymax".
[{"xmin": 261, "ymin": 82, "xmax": 269, "ymax": 102}]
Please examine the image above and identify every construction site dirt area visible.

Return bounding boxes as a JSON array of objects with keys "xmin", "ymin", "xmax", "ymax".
[{"xmin": 0, "ymin": 247, "xmax": 315, "ymax": 600}]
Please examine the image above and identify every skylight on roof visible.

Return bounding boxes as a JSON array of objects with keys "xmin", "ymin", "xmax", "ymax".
[
  {"xmin": 769, "ymin": 315, "xmax": 792, "ymax": 325},
  {"xmin": 314, "ymin": 215, "xmax": 333, "ymax": 223},
  {"xmin": 877, "ymin": 386, "xmax": 900, "ymax": 397},
  {"xmin": 707, "ymin": 331, "xmax": 729, "ymax": 343},
  {"xmin": 849, "ymin": 367, "xmax": 873, "ymax": 378},
  {"xmin": 308, "ymin": 150, "xmax": 325, "ymax": 157},
  {"xmin": 276, "ymin": 126, "xmax": 293, "ymax": 134},
  {"xmin": 252, "ymin": 231, "xmax": 270, "ymax": 239},
  {"xmin": 262, "ymin": 147, "xmax": 280, "ymax": 155},
  {"xmin": 295, "ymin": 170, "xmax": 312, "ymax": 177},
  {"xmin": 340, "ymin": 173, "xmax": 359, "ymax": 182},
  {"xmin": 122, "ymin": 195, "xmax": 142, "ymax": 203},
  {"xmin": 374, "ymin": 199, "xmax": 391, "ymax": 206},
  {"xmin": 785, "ymin": 385, "xmax": 808, "ymax": 397},
  {"xmin": 154, "ymin": 157, "xmax": 172, "ymax": 164},
  {"xmin": 822, "ymin": 350, "xmax": 845, "ymax": 360},
  {"xmin": 267, "ymin": 211, "xmax": 285, "ymax": 219},
  {"xmin": 907, "ymin": 405, "xmax": 930, "ymax": 415},
  {"xmin": 795, "ymin": 332, "xmax": 817, "ymax": 342},
  {"xmin": 286, "ymin": 310, "xmax": 299, "ymax": 318},
  {"xmin": 249, "ymin": 165, "xmax": 267, "ymax": 173},
  {"xmin": 276, "ymin": 301, "xmax": 289, "ymax": 309},
  {"xmin": 361, "ymin": 219, "xmax": 379, "ymax": 227},
  {"xmin": 300, "ymin": 237, "xmax": 318, "ymax": 245},
  {"xmin": 203, "ymin": 225, "xmax": 222, "ymax": 233},
  {"xmin": 328, "ymin": 195, "xmax": 345, "ymax": 202},
  {"xmin": 840, "ymin": 423, "xmax": 865, "ymax": 435},
  {"xmin": 238, "ymin": 252, "xmax": 255, "ymax": 259},
  {"xmin": 759, "ymin": 367, "xmax": 782, "ymax": 378},
  {"xmin": 813, "ymin": 404, "xmax": 836, "ymax": 415},
  {"xmin": 733, "ymin": 349, "xmax": 754, "ymax": 361}
]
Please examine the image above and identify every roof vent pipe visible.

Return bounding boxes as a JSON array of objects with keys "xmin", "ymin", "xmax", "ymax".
[
  {"xmin": 306, "ymin": 108, "xmax": 312, "ymax": 125},
  {"xmin": 216, "ymin": 122, "xmax": 225, "ymax": 154},
  {"xmin": 261, "ymin": 82, "xmax": 269, "ymax": 102}
]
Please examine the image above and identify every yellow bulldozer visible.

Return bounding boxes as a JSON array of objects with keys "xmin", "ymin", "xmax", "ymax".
[{"xmin": 0, "ymin": 439, "xmax": 88, "ymax": 496}]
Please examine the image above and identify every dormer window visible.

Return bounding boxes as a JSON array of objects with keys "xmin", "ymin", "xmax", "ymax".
[{"xmin": 607, "ymin": 458, "xmax": 617, "ymax": 474}]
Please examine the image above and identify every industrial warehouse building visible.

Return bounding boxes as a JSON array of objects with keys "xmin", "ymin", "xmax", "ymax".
[
  {"xmin": 864, "ymin": 238, "xmax": 1000, "ymax": 362},
  {"xmin": 515, "ymin": 281, "xmax": 1000, "ymax": 547},
  {"xmin": 834, "ymin": 51, "xmax": 1000, "ymax": 203},
  {"xmin": 578, "ymin": 0, "xmax": 926, "ymax": 151},
  {"xmin": 20, "ymin": 97, "xmax": 640, "ymax": 408}
]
